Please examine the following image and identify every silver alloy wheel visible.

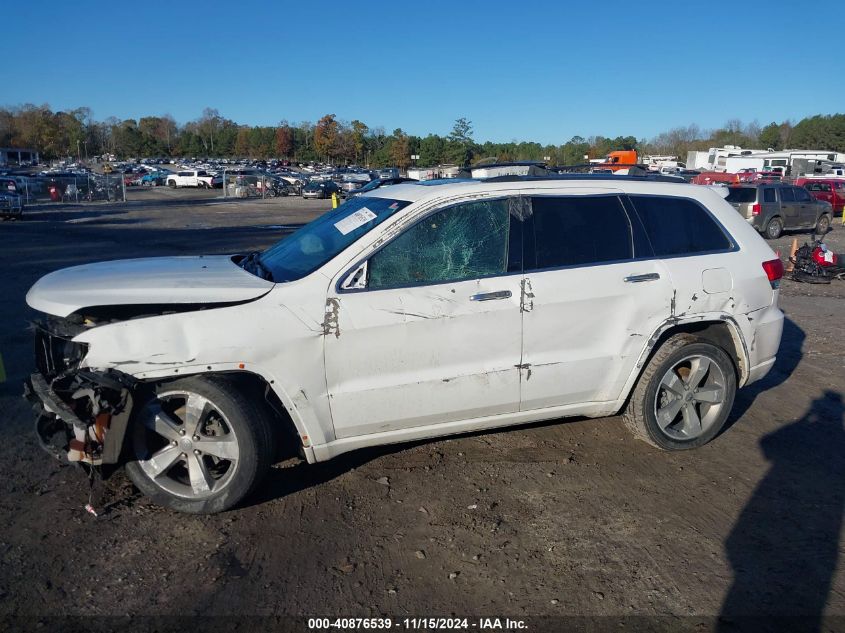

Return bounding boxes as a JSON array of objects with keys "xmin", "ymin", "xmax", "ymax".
[
  {"xmin": 135, "ymin": 390, "xmax": 240, "ymax": 499},
  {"xmin": 653, "ymin": 354, "xmax": 727, "ymax": 441}
]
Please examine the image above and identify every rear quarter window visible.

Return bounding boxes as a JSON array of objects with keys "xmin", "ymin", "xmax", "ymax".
[{"xmin": 628, "ymin": 195, "xmax": 733, "ymax": 257}]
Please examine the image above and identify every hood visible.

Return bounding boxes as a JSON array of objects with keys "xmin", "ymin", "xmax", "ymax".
[{"xmin": 27, "ymin": 255, "xmax": 274, "ymax": 318}]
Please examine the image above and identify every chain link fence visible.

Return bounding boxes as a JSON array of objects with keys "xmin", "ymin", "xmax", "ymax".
[
  {"xmin": 10, "ymin": 173, "xmax": 126, "ymax": 204},
  {"xmin": 222, "ymin": 172, "xmax": 296, "ymax": 199}
]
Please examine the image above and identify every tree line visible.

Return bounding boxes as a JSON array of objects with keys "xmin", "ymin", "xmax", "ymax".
[{"xmin": 1, "ymin": 104, "xmax": 844, "ymax": 167}]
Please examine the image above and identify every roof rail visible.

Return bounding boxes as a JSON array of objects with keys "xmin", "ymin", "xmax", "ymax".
[{"xmin": 480, "ymin": 173, "xmax": 686, "ymax": 184}]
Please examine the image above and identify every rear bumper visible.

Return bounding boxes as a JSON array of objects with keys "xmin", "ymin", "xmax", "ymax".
[{"xmin": 743, "ymin": 305, "xmax": 784, "ymax": 386}]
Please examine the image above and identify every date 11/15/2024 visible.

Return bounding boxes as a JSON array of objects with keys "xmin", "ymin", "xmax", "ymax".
[{"xmin": 307, "ymin": 617, "xmax": 528, "ymax": 630}]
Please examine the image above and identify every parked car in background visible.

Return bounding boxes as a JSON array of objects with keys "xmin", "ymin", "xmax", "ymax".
[
  {"xmin": 345, "ymin": 177, "xmax": 416, "ymax": 198},
  {"xmin": 0, "ymin": 191, "xmax": 23, "ymax": 219},
  {"xmin": 141, "ymin": 171, "xmax": 170, "ymax": 186},
  {"xmin": 377, "ymin": 168, "xmax": 400, "ymax": 180},
  {"xmin": 672, "ymin": 170, "xmax": 701, "ymax": 183},
  {"xmin": 166, "ymin": 170, "xmax": 214, "ymax": 188},
  {"xmin": 797, "ymin": 178, "xmax": 845, "ymax": 216},
  {"xmin": 725, "ymin": 183, "xmax": 833, "ymax": 239},
  {"xmin": 0, "ymin": 176, "xmax": 21, "ymax": 195},
  {"xmin": 302, "ymin": 180, "xmax": 341, "ymax": 199}
]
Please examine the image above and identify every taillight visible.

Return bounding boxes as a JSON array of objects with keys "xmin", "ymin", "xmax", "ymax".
[
  {"xmin": 751, "ymin": 203, "xmax": 761, "ymax": 215},
  {"xmin": 762, "ymin": 258, "xmax": 784, "ymax": 289}
]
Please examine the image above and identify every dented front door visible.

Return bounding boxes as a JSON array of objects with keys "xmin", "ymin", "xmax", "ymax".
[{"xmin": 324, "ymin": 197, "xmax": 524, "ymax": 439}]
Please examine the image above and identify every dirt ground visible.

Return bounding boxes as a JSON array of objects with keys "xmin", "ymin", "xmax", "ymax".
[{"xmin": 0, "ymin": 197, "xmax": 843, "ymax": 630}]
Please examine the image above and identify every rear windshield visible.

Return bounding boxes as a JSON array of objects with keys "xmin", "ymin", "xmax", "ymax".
[{"xmin": 726, "ymin": 188, "xmax": 757, "ymax": 203}]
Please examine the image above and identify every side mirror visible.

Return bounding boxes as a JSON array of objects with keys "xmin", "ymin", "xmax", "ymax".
[{"xmin": 340, "ymin": 261, "xmax": 368, "ymax": 291}]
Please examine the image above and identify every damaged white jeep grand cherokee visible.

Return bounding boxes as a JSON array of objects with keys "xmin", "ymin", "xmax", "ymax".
[{"xmin": 25, "ymin": 176, "xmax": 785, "ymax": 513}]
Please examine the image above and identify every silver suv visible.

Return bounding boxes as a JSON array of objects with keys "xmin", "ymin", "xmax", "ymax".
[{"xmin": 726, "ymin": 183, "xmax": 833, "ymax": 239}]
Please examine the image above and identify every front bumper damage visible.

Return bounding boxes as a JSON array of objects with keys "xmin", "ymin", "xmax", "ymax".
[{"xmin": 25, "ymin": 319, "xmax": 136, "ymax": 470}]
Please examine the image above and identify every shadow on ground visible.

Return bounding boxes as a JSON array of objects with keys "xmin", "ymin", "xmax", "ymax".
[{"xmin": 719, "ymin": 390, "xmax": 845, "ymax": 632}]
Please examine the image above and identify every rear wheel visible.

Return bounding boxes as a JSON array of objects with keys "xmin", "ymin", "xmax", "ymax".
[
  {"xmin": 623, "ymin": 334, "xmax": 737, "ymax": 450},
  {"xmin": 766, "ymin": 216, "xmax": 783, "ymax": 239},
  {"xmin": 168, "ymin": 180, "xmax": 176, "ymax": 188},
  {"xmin": 125, "ymin": 376, "xmax": 274, "ymax": 513}
]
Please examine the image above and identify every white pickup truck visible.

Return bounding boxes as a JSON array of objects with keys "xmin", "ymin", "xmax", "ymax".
[{"xmin": 165, "ymin": 170, "xmax": 214, "ymax": 188}]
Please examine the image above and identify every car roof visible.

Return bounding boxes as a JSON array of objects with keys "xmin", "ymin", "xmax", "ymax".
[{"xmin": 362, "ymin": 175, "xmax": 704, "ymax": 204}]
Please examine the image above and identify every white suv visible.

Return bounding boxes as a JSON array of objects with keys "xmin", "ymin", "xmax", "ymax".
[{"xmin": 25, "ymin": 177, "xmax": 785, "ymax": 513}]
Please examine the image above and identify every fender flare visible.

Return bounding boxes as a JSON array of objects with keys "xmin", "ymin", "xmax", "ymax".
[
  {"xmin": 630, "ymin": 313, "xmax": 751, "ymax": 389},
  {"xmin": 83, "ymin": 363, "xmax": 325, "ymax": 465}
]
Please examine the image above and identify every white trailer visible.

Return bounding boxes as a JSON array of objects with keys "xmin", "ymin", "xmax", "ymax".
[
  {"xmin": 724, "ymin": 155, "xmax": 766, "ymax": 173},
  {"xmin": 407, "ymin": 167, "xmax": 438, "ymax": 181},
  {"xmin": 686, "ymin": 151, "xmax": 710, "ymax": 170}
]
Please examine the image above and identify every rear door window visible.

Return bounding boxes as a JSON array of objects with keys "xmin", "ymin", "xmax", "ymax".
[
  {"xmin": 525, "ymin": 196, "xmax": 633, "ymax": 269},
  {"xmin": 628, "ymin": 195, "xmax": 733, "ymax": 257},
  {"xmin": 780, "ymin": 187, "xmax": 795, "ymax": 202},
  {"xmin": 763, "ymin": 188, "xmax": 777, "ymax": 203}
]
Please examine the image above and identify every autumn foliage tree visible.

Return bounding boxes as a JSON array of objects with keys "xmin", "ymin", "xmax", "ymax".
[
  {"xmin": 2, "ymin": 104, "xmax": 845, "ymax": 167},
  {"xmin": 313, "ymin": 114, "xmax": 339, "ymax": 161}
]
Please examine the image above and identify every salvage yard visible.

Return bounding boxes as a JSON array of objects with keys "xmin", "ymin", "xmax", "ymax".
[{"xmin": 0, "ymin": 198, "xmax": 844, "ymax": 626}]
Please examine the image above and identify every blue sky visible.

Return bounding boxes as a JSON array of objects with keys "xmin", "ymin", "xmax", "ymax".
[{"xmin": 6, "ymin": 0, "xmax": 844, "ymax": 144}]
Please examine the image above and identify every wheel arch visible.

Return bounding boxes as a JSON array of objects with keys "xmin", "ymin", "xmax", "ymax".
[
  {"xmin": 625, "ymin": 316, "xmax": 750, "ymax": 404},
  {"xmin": 132, "ymin": 369, "xmax": 314, "ymax": 463}
]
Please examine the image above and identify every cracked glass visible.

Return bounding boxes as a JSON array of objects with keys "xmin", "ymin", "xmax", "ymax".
[{"xmin": 368, "ymin": 199, "xmax": 510, "ymax": 289}]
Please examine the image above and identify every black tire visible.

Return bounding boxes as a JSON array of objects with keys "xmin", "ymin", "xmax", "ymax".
[
  {"xmin": 125, "ymin": 376, "xmax": 274, "ymax": 514},
  {"xmin": 622, "ymin": 333, "xmax": 737, "ymax": 450},
  {"xmin": 765, "ymin": 217, "xmax": 783, "ymax": 239},
  {"xmin": 816, "ymin": 214, "xmax": 831, "ymax": 235},
  {"xmin": 167, "ymin": 180, "xmax": 176, "ymax": 188}
]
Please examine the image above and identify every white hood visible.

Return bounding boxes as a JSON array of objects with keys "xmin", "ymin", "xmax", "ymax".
[{"xmin": 26, "ymin": 255, "xmax": 274, "ymax": 318}]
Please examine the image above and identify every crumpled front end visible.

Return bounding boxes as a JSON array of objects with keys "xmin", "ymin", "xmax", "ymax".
[{"xmin": 25, "ymin": 317, "xmax": 135, "ymax": 468}]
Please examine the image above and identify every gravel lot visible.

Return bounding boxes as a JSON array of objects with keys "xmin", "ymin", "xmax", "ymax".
[{"xmin": 0, "ymin": 197, "xmax": 843, "ymax": 629}]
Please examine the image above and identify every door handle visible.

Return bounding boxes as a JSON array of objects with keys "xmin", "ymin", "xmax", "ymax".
[
  {"xmin": 624, "ymin": 273, "xmax": 661, "ymax": 283},
  {"xmin": 470, "ymin": 290, "xmax": 512, "ymax": 301}
]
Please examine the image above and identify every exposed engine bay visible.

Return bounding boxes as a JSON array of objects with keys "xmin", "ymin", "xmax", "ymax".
[{"xmin": 26, "ymin": 314, "xmax": 135, "ymax": 469}]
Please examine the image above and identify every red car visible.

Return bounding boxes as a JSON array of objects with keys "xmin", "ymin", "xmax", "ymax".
[{"xmin": 796, "ymin": 178, "xmax": 845, "ymax": 216}]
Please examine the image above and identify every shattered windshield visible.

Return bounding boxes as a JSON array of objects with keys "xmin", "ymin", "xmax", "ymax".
[{"xmin": 254, "ymin": 196, "xmax": 410, "ymax": 282}]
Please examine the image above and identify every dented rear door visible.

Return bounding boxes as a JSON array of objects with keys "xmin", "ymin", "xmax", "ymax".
[{"xmin": 519, "ymin": 190, "xmax": 674, "ymax": 410}]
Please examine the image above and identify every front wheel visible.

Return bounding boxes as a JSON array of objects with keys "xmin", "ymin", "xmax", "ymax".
[
  {"xmin": 125, "ymin": 377, "xmax": 274, "ymax": 513},
  {"xmin": 167, "ymin": 180, "xmax": 176, "ymax": 188},
  {"xmin": 816, "ymin": 214, "xmax": 831, "ymax": 234},
  {"xmin": 623, "ymin": 334, "xmax": 737, "ymax": 450}
]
